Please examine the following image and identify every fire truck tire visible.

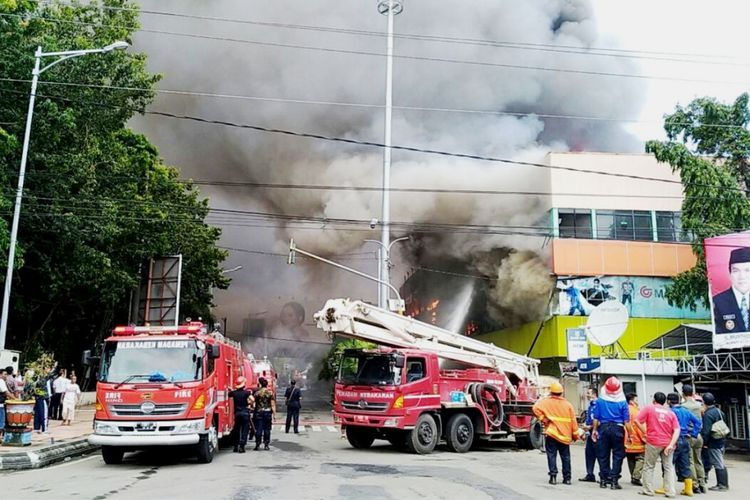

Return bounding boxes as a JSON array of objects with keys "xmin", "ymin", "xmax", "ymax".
[
  {"xmin": 514, "ymin": 417, "xmax": 545, "ymax": 450},
  {"xmin": 196, "ymin": 423, "xmax": 218, "ymax": 463},
  {"xmin": 346, "ymin": 426, "xmax": 376, "ymax": 449},
  {"xmin": 101, "ymin": 446, "xmax": 124, "ymax": 465},
  {"xmin": 406, "ymin": 413, "xmax": 438, "ymax": 454},
  {"xmin": 445, "ymin": 413, "xmax": 474, "ymax": 453}
]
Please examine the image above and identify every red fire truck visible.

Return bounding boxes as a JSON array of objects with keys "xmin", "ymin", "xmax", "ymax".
[
  {"xmin": 315, "ymin": 299, "xmax": 543, "ymax": 454},
  {"xmin": 89, "ymin": 322, "xmax": 246, "ymax": 464}
]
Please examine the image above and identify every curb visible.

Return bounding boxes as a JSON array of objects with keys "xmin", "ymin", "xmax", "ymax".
[{"xmin": 0, "ymin": 438, "xmax": 100, "ymax": 471}]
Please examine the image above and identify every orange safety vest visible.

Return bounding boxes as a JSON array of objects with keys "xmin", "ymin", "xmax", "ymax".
[
  {"xmin": 532, "ymin": 395, "xmax": 578, "ymax": 445},
  {"xmin": 624, "ymin": 402, "xmax": 645, "ymax": 453}
]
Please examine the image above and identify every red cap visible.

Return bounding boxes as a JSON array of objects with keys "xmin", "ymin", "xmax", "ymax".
[{"xmin": 604, "ymin": 376, "xmax": 621, "ymax": 394}]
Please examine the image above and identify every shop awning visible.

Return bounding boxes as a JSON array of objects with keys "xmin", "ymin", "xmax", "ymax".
[{"xmin": 642, "ymin": 323, "xmax": 714, "ymax": 355}]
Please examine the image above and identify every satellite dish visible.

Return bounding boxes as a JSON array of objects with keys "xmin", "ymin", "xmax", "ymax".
[{"xmin": 586, "ymin": 300, "xmax": 629, "ymax": 347}]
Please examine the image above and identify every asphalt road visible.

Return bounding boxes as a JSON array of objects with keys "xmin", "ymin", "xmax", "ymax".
[{"xmin": 4, "ymin": 424, "xmax": 749, "ymax": 500}]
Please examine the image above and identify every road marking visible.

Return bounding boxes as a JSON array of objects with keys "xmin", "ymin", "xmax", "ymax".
[
  {"xmin": 325, "ymin": 426, "xmax": 338, "ymax": 432},
  {"xmin": 310, "ymin": 425, "xmax": 321, "ymax": 432}
]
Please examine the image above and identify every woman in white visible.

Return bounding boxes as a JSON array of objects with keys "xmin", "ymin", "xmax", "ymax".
[{"xmin": 62, "ymin": 374, "xmax": 81, "ymax": 425}]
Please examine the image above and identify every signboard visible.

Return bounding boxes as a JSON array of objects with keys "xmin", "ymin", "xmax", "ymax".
[
  {"xmin": 556, "ymin": 276, "xmax": 709, "ymax": 319},
  {"xmin": 576, "ymin": 357, "xmax": 601, "ymax": 373},
  {"xmin": 566, "ymin": 328, "xmax": 588, "ymax": 361},
  {"xmin": 706, "ymin": 232, "xmax": 750, "ymax": 350},
  {"xmin": 131, "ymin": 256, "xmax": 182, "ymax": 326}
]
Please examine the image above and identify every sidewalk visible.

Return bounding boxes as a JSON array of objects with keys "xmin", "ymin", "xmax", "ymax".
[{"xmin": 0, "ymin": 406, "xmax": 98, "ymax": 471}]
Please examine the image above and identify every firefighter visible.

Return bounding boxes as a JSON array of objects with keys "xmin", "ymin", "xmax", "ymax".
[
  {"xmin": 667, "ymin": 392, "xmax": 702, "ymax": 497},
  {"xmin": 591, "ymin": 376, "xmax": 630, "ymax": 490},
  {"xmin": 532, "ymin": 381, "xmax": 580, "ymax": 485},
  {"xmin": 253, "ymin": 377, "xmax": 276, "ymax": 450},
  {"xmin": 228, "ymin": 376, "xmax": 254, "ymax": 453},
  {"xmin": 624, "ymin": 392, "xmax": 645, "ymax": 486}
]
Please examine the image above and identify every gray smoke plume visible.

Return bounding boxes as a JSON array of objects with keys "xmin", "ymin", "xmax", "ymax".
[{"xmin": 131, "ymin": 0, "xmax": 645, "ymax": 331}]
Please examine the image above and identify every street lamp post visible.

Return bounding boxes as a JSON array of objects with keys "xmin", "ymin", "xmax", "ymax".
[
  {"xmin": 0, "ymin": 42, "xmax": 129, "ymax": 350},
  {"xmin": 365, "ymin": 235, "xmax": 409, "ymax": 306},
  {"xmin": 376, "ymin": 0, "xmax": 403, "ymax": 309}
]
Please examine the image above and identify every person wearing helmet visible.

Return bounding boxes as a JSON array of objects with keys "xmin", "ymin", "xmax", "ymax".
[
  {"xmin": 624, "ymin": 393, "xmax": 646, "ymax": 486},
  {"xmin": 681, "ymin": 385, "xmax": 706, "ymax": 493},
  {"xmin": 532, "ymin": 381, "xmax": 580, "ymax": 485},
  {"xmin": 700, "ymin": 392, "xmax": 729, "ymax": 491},
  {"xmin": 591, "ymin": 376, "xmax": 630, "ymax": 490},
  {"xmin": 228, "ymin": 376, "xmax": 255, "ymax": 453},
  {"xmin": 635, "ymin": 392, "xmax": 681, "ymax": 497},
  {"xmin": 667, "ymin": 392, "xmax": 702, "ymax": 497}
]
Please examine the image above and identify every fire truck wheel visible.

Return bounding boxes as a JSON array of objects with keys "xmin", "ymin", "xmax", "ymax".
[
  {"xmin": 445, "ymin": 413, "xmax": 474, "ymax": 453},
  {"xmin": 407, "ymin": 413, "xmax": 438, "ymax": 454},
  {"xmin": 101, "ymin": 446, "xmax": 124, "ymax": 465},
  {"xmin": 345, "ymin": 426, "xmax": 376, "ymax": 449},
  {"xmin": 197, "ymin": 423, "xmax": 218, "ymax": 463}
]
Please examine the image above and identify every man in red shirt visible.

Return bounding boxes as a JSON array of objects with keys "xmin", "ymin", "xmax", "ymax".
[{"xmin": 635, "ymin": 392, "xmax": 681, "ymax": 497}]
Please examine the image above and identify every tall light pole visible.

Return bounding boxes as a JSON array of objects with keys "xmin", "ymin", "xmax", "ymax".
[
  {"xmin": 365, "ymin": 235, "xmax": 409, "ymax": 308},
  {"xmin": 0, "ymin": 41, "xmax": 129, "ymax": 350},
  {"xmin": 377, "ymin": 0, "xmax": 403, "ymax": 309}
]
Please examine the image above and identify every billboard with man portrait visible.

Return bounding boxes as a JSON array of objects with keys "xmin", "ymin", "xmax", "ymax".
[{"xmin": 706, "ymin": 232, "xmax": 750, "ymax": 349}]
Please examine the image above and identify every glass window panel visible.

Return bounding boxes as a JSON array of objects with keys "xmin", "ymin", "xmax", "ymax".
[
  {"xmin": 633, "ymin": 211, "xmax": 653, "ymax": 241},
  {"xmin": 656, "ymin": 211, "xmax": 675, "ymax": 242},
  {"xmin": 574, "ymin": 212, "xmax": 592, "ymax": 238},
  {"xmin": 558, "ymin": 210, "xmax": 576, "ymax": 238},
  {"xmin": 596, "ymin": 211, "xmax": 615, "ymax": 239},
  {"xmin": 614, "ymin": 211, "xmax": 635, "ymax": 240}
]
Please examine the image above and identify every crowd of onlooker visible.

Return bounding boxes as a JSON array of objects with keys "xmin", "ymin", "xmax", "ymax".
[{"xmin": 0, "ymin": 364, "xmax": 81, "ymax": 443}]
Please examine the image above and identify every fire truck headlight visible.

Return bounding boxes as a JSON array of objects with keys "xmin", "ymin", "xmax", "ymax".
[
  {"xmin": 175, "ymin": 419, "xmax": 205, "ymax": 434},
  {"xmin": 383, "ymin": 418, "xmax": 399, "ymax": 427},
  {"xmin": 94, "ymin": 421, "xmax": 120, "ymax": 435}
]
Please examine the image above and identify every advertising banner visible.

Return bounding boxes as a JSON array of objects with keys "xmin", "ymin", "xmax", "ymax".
[
  {"xmin": 555, "ymin": 276, "xmax": 709, "ymax": 320},
  {"xmin": 706, "ymin": 232, "xmax": 750, "ymax": 350}
]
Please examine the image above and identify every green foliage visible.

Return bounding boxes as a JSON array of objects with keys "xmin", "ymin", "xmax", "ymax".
[
  {"xmin": 0, "ymin": 1, "xmax": 227, "ymax": 365},
  {"xmin": 646, "ymin": 93, "xmax": 750, "ymax": 309},
  {"xmin": 318, "ymin": 338, "xmax": 376, "ymax": 381}
]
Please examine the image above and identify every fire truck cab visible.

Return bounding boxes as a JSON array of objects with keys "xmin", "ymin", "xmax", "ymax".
[
  {"xmin": 316, "ymin": 299, "xmax": 542, "ymax": 454},
  {"xmin": 89, "ymin": 322, "xmax": 245, "ymax": 464}
]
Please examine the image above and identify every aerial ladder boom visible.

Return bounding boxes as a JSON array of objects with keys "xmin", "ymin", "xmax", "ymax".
[{"xmin": 314, "ymin": 298, "xmax": 540, "ymax": 384}]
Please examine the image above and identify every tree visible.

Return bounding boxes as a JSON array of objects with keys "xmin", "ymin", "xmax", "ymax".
[
  {"xmin": 646, "ymin": 93, "xmax": 750, "ymax": 309},
  {"xmin": 0, "ymin": 0, "xmax": 228, "ymax": 365}
]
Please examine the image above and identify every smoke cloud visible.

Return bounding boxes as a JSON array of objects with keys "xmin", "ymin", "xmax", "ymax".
[{"xmin": 131, "ymin": 0, "xmax": 645, "ymax": 331}]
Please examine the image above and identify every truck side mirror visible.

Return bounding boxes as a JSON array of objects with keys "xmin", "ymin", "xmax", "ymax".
[
  {"xmin": 208, "ymin": 344, "xmax": 221, "ymax": 359},
  {"xmin": 393, "ymin": 354, "xmax": 405, "ymax": 368}
]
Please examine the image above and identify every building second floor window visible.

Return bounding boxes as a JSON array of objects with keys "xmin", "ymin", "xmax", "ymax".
[
  {"xmin": 596, "ymin": 210, "xmax": 653, "ymax": 241},
  {"xmin": 558, "ymin": 209, "xmax": 593, "ymax": 239},
  {"xmin": 656, "ymin": 211, "xmax": 690, "ymax": 242}
]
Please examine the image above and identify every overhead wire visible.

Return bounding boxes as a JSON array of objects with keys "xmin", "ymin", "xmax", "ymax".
[
  {"xmin": 1, "ymin": 12, "xmax": 749, "ymax": 86},
  {"xmin": 39, "ymin": 1, "xmax": 750, "ymax": 65}
]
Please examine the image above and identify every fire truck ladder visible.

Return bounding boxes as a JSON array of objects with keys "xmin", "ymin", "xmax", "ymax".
[{"xmin": 314, "ymin": 298, "xmax": 540, "ymax": 384}]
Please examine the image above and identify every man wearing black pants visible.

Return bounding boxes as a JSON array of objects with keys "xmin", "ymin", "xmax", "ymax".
[
  {"xmin": 229, "ymin": 377, "xmax": 254, "ymax": 453},
  {"xmin": 592, "ymin": 377, "xmax": 630, "ymax": 490},
  {"xmin": 285, "ymin": 380, "xmax": 302, "ymax": 434},
  {"xmin": 253, "ymin": 377, "xmax": 276, "ymax": 450}
]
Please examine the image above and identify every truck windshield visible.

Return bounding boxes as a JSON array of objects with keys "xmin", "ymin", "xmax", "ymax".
[
  {"xmin": 338, "ymin": 353, "xmax": 400, "ymax": 386},
  {"xmin": 100, "ymin": 339, "xmax": 203, "ymax": 383}
]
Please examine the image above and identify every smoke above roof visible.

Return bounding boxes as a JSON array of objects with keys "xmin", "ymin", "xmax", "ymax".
[{"xmin": 131, "ymin": 0, "xmax": 645, "ymax": 330}]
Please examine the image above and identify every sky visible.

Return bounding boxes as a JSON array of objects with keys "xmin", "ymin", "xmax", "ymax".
[{"xmin": 594, "ymin": 0, "xmax": 750, "ymax": 143}]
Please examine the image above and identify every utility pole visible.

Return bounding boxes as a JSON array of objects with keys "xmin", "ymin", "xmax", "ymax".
[{"xmin": 376, "ymin": 0, "xmax": 403, "ymax": 309}]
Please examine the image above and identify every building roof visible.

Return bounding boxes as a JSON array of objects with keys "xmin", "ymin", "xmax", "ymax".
[{"xmin": 641, "ymin": 323, "xmax": 713, "ymax": 355}]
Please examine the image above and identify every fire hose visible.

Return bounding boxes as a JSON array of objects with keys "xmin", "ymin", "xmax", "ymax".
[{"xmin": 467, "ymin": 382, "xmax": 504, "ymax": 428}]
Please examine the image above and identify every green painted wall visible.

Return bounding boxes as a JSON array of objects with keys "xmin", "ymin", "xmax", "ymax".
[{"xmin": 478, "ymin": 316, "xmax": 710, "ymax": 360}]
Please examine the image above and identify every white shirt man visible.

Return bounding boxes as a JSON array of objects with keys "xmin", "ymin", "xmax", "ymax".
[{"xmin": 53, "ymin": 373, "xmax": 70, "ymax": 394}]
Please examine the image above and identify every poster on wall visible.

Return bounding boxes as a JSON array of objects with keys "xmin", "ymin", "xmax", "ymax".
[
  {"xmin": 555, "ymin": 276, "xmax": 709, "ymax": 319},
  {"xmin": 706, "ymin": 232, "xmax": 750, "ymax": 350}
]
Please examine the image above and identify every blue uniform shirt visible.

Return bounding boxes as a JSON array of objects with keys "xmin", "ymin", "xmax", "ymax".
[
  {"xmin": 672, "ymin": 404, "xmax": 702, "ymax": 438},
  {"xmin": 593, "ymin": 397, "xmax": 629, "ymax": 424},
  {"xmin": 585, "ymin": 399, "xmax": 598, "ymax": 427}
]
